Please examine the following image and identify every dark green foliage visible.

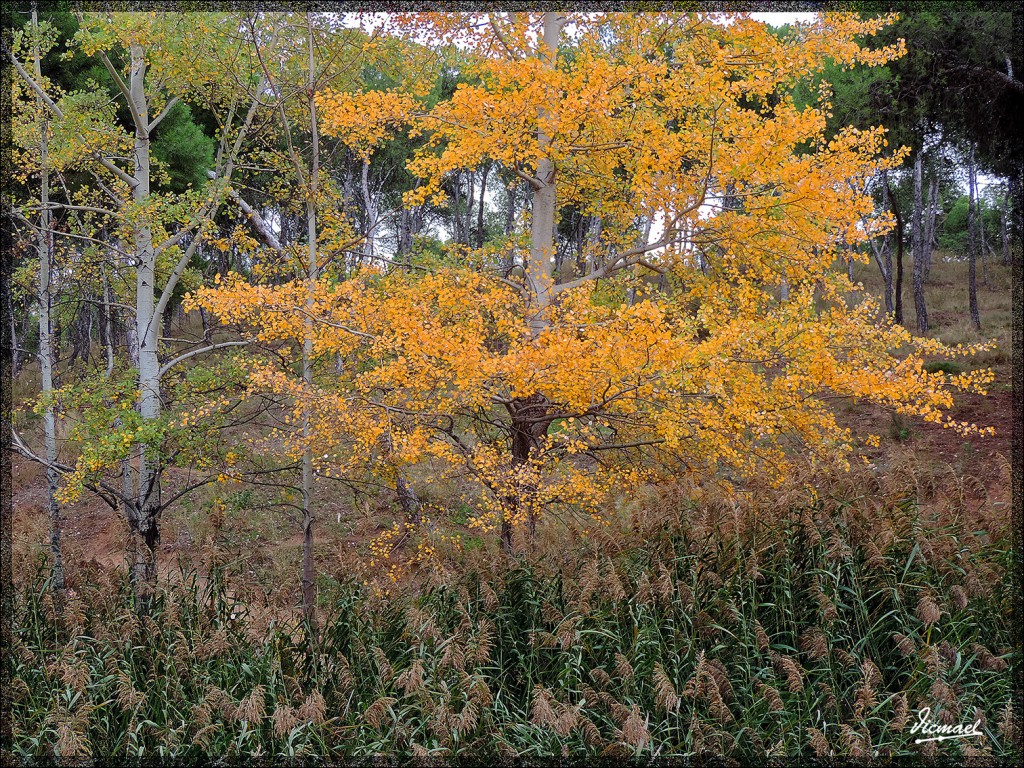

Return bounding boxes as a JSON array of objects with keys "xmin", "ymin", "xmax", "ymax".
[
  {"xmin": 922, "ymin": 360, "xmax": 963, "ymax": 375},
  {"xmin": 791, "ymin": 52, "xmax": 896, "ymax": 144},
  {"xmin": 940, "ymin": 194, "xmax": 1005, "ymax": 254},
  {"xmin": 151, "ymin": 102, "xmax": 215, "ymax": 193},
  {"xmin": 851, "ymin": 4, "xmax": 1022, "ymax": 176}
]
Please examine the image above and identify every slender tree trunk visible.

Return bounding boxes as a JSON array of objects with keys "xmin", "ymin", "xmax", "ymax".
[
  {"xmin": 301, "ymin": 13, "xmax": 321, "ymax": 631},
  {"xmin": 884, "ymin": 171, "xmax": 904, "ymax": 325},
  {"xmin": 499, "ymin": 176, "xmax": 518, "ymax": 276},
  {"xmin": 875, "ymin": 175, "xmax": 895, "ymax": 316},
  {"xmin": 882, "ymin": 238, "xmax": 894, "ymax": 316},
  {"xmin": 967, "ymin": 146, "xmax": 981, "ymax": 330},
  {"xmin": 923, "ymin": 172, "xmax": 938, "ymax": 281},
  {"xmin": 978, "ymin": 193, "xmax": 990, "ymax": 286},
  {"xmin": 585, "ymin": 215, "xmax": 603, "ymax": 276},
  {"xmin": 33, "ymin": 7, "xmax": 64, "ymax": 603},
  {"xmin": 912, "ymin": 151, "xmax": 928, "ymax": 334},
  {"xmin": 449, "ymin": 176, "xmax": 464, "ymax": 244},
  {"xmin": 360, "ymin": 159, "xmax": 376, "ymax": 262},
  {"xmin": 477, "ymin": 162, "xmax": 489, "ymax": 248},
  {"xmin": 129, "ymin": 44, "xmax": 161, "ymax": 596},
  {"xmin": 10, "ymin": 308, "xmax": 22, "ymax": 377},
  {"xmin": 861, "ymin": 209, "xmax": 891, "ymax": 305},
  {"xmin": 1002, "ymin": 188, "xmax": 1012, "ymax": 267},
  {"xmin": 504, "ymin": 177, "xmax": 516, "ymax": 237},
  {"xmin": 398, "ymin": 207, "xmax": 413, "ymax": 258},
  {"xmin": 464, "ymin": 169, "xmax": 475, "ymax": 247},
  {"xmin": 499, "ymin": 11, "xmax": 565, "ymax": 551}
]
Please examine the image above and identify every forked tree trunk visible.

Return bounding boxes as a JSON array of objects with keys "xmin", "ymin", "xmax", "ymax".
[{"xmin": 498, "ymin": 12, "xmax": 566, "ymax": 552}]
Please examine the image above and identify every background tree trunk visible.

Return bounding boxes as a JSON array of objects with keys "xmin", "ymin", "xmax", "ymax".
[
  {"xmin": 979, "ymin": 191, "xmax": 990, "ymax": 286},
  {"xmin": 10, "ymin": 310, "xmax": 22, "ymax": 377},
  {"xmin": 100, "ymin": 263, "xmax": 116, "ymax": 377},
  {"xmin": 33, "ymin": 6, "xmax": 65, "ymax": 604},
  {"xmin": 1002, "ymin": 187, "xmax": 1011, "ymax": 267},
  {"xmin": 503, "ymin": 176, "xmax": 517, "ymax": 238},
  {"xmin": 464, "ymin": 169, "xmax": 475, "ymax": 247},
  {"xmin": 912, "ymin": 152, "xmax": 928, "ymax": 333},
  {"xmin": 967, "ymin": 146, "xmax": 982, "ymax": 329},
  {"xmin": 923, "ymin": 172, "xmax": 939, "ymax": 281},
  {"xmin": 877, "ymin": 173, "xmax": 895, "ymax": 316},
  {"xmin": 477, "ymin": 162, "xmax": 489, "ymax": 248},
  {"xmin": 301, "ymin": 13, "xmax": 321, "ymax": 632},
  {"xmin": 360, "ymin": 159, "xmax": 377, "ymax": 262},
  {"xmin": 884, "ymin": 170, "xmax": 904, "ymax": 325}
]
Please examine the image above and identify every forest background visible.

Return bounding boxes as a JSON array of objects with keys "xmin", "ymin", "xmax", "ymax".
[{"xmin": 2, "ymin": 5, "xmax": 1021, "ymax": 762}]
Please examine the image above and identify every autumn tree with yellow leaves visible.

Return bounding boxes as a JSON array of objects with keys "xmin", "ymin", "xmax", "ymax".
[{"xmin": 195, "ymin": 11, "xmax": 993, "ymax": 554}]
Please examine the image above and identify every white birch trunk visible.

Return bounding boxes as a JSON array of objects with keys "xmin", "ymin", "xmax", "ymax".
[
  {"xmin": 524, "ymin": 12, "xmax": 565, "ymax": 340},
  {"xmin": 33, "ymin": 7, "xmax": 64, "ymax": 599},
  {"xmin": 128, "ymin": 44, "xmax": 162, "ymax": 591}
]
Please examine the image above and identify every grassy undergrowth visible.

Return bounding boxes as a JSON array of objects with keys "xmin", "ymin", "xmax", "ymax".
[{"xmin": 8, "ymin": 462, "xmax": 1017, "ymax": 764}]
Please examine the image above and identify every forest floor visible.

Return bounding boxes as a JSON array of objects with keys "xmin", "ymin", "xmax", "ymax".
[{"xmin": 9, "ymin": 255, "xmax": 1015, "ymax": 601}]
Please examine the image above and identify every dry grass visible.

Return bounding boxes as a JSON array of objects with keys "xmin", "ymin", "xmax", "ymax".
[
  {"xmin": 11, "ymin": 444, "xmax": 1015, "ymax": 761},
  {"xmin": 851, "ymin": 253, "xmax": 1013, "ymax": 368}
]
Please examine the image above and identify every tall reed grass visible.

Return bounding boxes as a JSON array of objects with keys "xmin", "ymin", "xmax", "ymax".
[{"xmin": 8, "ymin": 460, "xmax": 1017, "ymax": 762}]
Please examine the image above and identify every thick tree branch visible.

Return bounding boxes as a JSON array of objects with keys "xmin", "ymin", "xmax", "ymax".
[
  {"xmin": 159, "ymin": 340, "xmax": 251, "ymax": 377},
  {"xmin": 209, "ymin": 170, "xmax": 285, "ymax": 253},
  {"xmin": 148, "ymin": 95, "xmax": 180, "ymax": 131},
  {"xmin": 10, "ymin": 429, "xmax": 127, "ymax": 512},
  {"xmin": 96, "ymin": 48, "xmax": 139, "ymax": 115}
]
